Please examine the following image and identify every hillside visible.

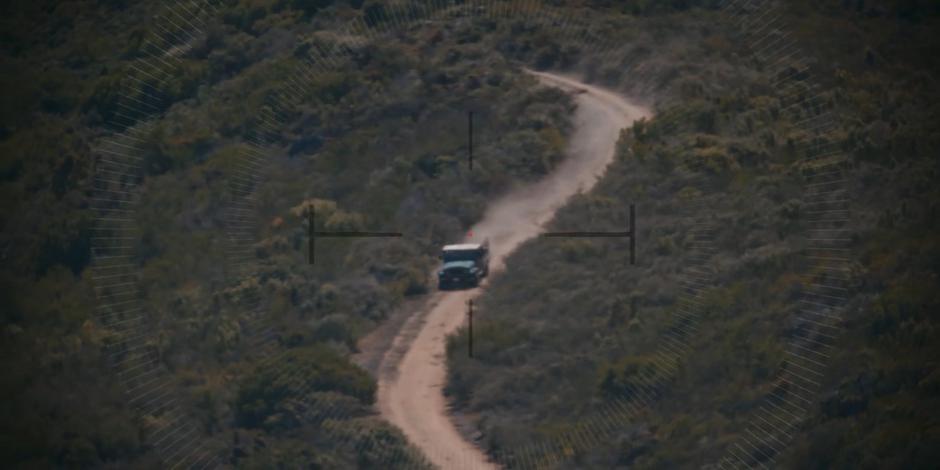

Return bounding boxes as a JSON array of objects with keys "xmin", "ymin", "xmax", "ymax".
[
  {"xmin": 1, "ymin": 1, "xmax": 579, "ymax": 467},
  {"xmin": 444, "ymin": 1, "xmax": 940, "ymax": 468},
  {"xmin": 1, "ymin": 0, "xmax": 937, "ymax": 469}
]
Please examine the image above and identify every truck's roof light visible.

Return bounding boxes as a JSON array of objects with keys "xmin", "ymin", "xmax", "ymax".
[{"xmin": 443, "ymin": 243, "xmax": 483, "ymax": 251}]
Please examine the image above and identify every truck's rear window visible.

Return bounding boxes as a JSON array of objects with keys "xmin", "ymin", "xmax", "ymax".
[{"xmin": 442, "ymin": 250, "xmax": 480, "ymax": 262}]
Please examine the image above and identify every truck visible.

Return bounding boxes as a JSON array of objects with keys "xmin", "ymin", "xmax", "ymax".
[{"xmin": 437, "ymin": 240, "xmax": 490, "ymax": 290}]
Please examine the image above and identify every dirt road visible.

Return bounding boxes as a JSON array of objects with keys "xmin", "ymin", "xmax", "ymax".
[{"xmin": 365, "ymin": 70, "xmax": 650, "ymax": 469}]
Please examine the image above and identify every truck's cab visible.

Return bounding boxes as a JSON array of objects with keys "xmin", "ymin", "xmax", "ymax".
[{"xmin": 437, "ymin": 240, "xmax": 490, "ymax": 290}]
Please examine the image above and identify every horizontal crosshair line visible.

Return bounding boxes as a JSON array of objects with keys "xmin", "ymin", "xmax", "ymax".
[{"xmin": 312, "ymin": 231, "xmax": 402, "ymax": 237}]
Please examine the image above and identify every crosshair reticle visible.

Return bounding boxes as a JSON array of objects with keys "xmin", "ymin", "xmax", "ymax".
[
  {"xmin": 542, "ymin": 203, "xmax": 637, "ymax": 264},
  {"xmin": 305, "ymin": 206, "xmax": 402, "ymax": 265},
  {"xmin": 57, "ymin": 0, "xmax": 900, "ymax": 469}
]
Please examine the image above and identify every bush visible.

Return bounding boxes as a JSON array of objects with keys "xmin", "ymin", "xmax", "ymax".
[{"xmin": 235, "ymin": 346, "xmax": 376, "ymax": 429}]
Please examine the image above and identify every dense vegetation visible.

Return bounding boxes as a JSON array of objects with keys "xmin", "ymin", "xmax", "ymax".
[
  {"xmin": 1, "ymin": 0, "xmax": 937, "ymax": 468},
  {"xmin": 445, "ymin": 1, "xmax": 940, "ymax": 469},
  {"xmin": 0, "ymin": 0, "xmax": 578, "ymax": 467}
]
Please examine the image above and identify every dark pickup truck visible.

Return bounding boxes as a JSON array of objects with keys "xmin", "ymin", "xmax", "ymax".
[{"xmin": 437, "ymin": 240, "xmax": 490, "ymax": 290}]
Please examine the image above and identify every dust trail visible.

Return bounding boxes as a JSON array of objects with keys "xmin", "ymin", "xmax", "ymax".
[{"xmin": 371, "ymin": 70, "xmax": 650, "ymax": 469}]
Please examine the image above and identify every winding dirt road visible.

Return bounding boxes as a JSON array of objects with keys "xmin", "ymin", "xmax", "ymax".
[{"xmin": 365, "ymin": 71, "xmax": 649, "ymax": 469}]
